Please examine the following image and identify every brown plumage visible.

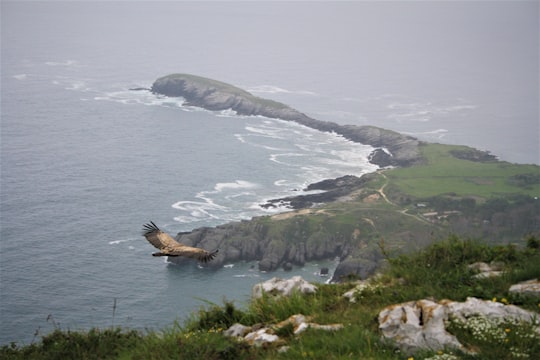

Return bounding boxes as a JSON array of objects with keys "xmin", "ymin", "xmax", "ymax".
[{"xmin": 142, "ymin": 221, "xmax": 218, "ymax": 263}]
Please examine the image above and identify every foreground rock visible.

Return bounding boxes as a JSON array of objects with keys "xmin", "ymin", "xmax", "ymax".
[
  {"xmin": 378, "ymin": 297, "xmax": 540, "ymax": 354},
  {"xmin": 509, "ymin": 279, "xmax": 540, "ymax": 296},
  {"xmin": 252, "ymin": 276, "xmax": 317, "ymax": 299},
  {"xmin": 224, "ymin": 313, "xmax": 343, "ymax": 348},
  {"xmin": 467, "ymin": 261, "xmax": 505, "ymax": 279},
  {"xmin": 151, "ymin": 73, "xmax": 421, "ymax": 167}
]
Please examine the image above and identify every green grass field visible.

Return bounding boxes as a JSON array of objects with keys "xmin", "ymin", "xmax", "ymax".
[{"xmin": 386, "ymin": 143, "xmax": 540, "ymax": 198}]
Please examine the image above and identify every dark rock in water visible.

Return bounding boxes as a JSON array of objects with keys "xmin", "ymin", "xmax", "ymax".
[
  {"xmin": 331, "ymin": 258, "xmax": 378, "ymax": 283},
  {"xmin": 283, "ymin": 262, "xmax": 293, "ymax": 271},
  {"xmin": 262, "ymin": 174, "xmax": 375, "ymax": 210},
  {"xmin": 320, "ymin": 267, "xmax": 329, "ymax": 276},
  {"xmin": 368, "ymin": 148, "xmax": 394, "ymax": 168},
  {"xmin": 259, "ymin": 256, "xmax": 280, "ymax": 272}
]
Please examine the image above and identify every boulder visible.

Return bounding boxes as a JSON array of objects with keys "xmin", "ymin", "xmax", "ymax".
[
  {"xmin": 445, "ymin": 297, "xmax": 537, "ymax": 324},
  {"xmin": 243, "ymin": 329, "xmax": 280, "ymax": 346},
  {"xmin": 223, "ymin": 323, "xmax": 251, "ymax": 338},
  {"xmin": 223, "ymin": 313, "xmax": 343, "ymax": 348},
  {"xmin": 331, "ymin": 258, "xmax": 378, "ymax": 282},
  {"xmin": 468, "ymin": 261, "xmax": 505, "ymax": 279},
  {"xmin": 252, "ymin": 276, "xmax": 317, "ymax": 299},
  {"xmin": 379, "ymin": 299, "xmax": 464, "ymax": 354},
  {"xmin": 509, "ymin": 279, "xmax": 540, "ymax": 296},
  {"xmin": 378, "ymin": 297, "xmax": 539, "ymax": 354},
  {"xmin": 258, "ymin": 255, "xmax": 281, "ymax": 272}
]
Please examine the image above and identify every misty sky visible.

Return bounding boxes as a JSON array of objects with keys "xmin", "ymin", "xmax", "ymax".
[{"xmin": 2, "ymin": 0, "xmax": 539, "ymax": 163}]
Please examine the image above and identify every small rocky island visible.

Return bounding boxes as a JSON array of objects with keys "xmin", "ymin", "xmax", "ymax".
[{"xmin": 151, "ymin": 73, "xmax": 422, "ymax": 168}]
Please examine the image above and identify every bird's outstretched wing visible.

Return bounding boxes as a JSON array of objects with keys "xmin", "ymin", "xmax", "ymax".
[{"xmin": 142, "ymin": 221, "xmax": 218, "ymax": 263}]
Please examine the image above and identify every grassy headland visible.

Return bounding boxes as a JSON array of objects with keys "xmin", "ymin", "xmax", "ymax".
[{"xmin": 184, "ymin": 141, "xmax": 538, "ymax": 277}]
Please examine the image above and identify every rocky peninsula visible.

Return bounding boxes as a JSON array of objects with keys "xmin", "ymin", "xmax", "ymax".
[{"xmin": 151, "ymin": 74, "xmax": 422, "ymax": 168}]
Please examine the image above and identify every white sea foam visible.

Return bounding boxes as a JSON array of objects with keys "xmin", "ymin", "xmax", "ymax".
[
  {"xmin": 109, "ymin": 238, "xmax": 138, "ymax": 245},
  {"xmin": 234, "ymin": 133, "xmax": 246, "ymax": 143},
  {"xmin": 171, "ymin": 112, "xmax": 378, "ymax": 225},
  {"xmin": 225, "ymin": 191, "xmax": 255, "ymax": 200},
  {"xmin": 269, "ymin": 152, "xmax": 307, "ymax": 165},
  {"xmin": 404, "ymin": 128, "xmax": 449, "ymax": 139},
  {"xmin": 245, "ymin": 84, "xmax": 316, "ymax": 96},
  {"xmin": 216, "ymin": 109, "xmax": 238, "ymax": 117},
  {"xmin": 387, "ymin": 100, "xmax": 477, "ymax": 123},
  {"xmin": 45, "ymin": 60, "xmax": 78, "ymax": 66},
  {"xmin": 214, "ymin": 180, "xmax": 258, "ymax": 192},
  {"xmin": 172, "ymin": 200, "xmax": 227, "ymax": 212},
  {"xmin": 244, "ymin": 125, "xmax": 286, "ymax": 139}
]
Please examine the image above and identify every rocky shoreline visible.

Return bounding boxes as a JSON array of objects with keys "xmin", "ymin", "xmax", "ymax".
[{"xmin": 148, "ymin": 73, "xmax": 426, "ymax": 280}]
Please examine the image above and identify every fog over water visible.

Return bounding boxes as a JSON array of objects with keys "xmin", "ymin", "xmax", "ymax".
[{"xmin": 1, "ymin": 1, "xmax": 538, "ymax": 345}]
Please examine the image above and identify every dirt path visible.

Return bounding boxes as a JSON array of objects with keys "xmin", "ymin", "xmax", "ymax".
[
  {"xmin": 377, "ymin": 171, "xmax": 433, "ymax": 225},
  {"xmin": 377, "ymin": 172, "xmax": 393, "ymax": 205}
]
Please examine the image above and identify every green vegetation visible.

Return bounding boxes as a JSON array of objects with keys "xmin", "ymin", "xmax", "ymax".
[
  {"xmin": 386, "ymin": 143, "xmax": 540, "ymax": 198},
  {"xmin": 2, "ymin": 236, "xmax": 539, "ymax": 359}
]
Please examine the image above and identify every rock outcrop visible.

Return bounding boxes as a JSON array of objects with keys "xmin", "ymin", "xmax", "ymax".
[
  {"xmin": 509, "ymin": 279, "xmax": 540, "ymax": 296},
  {"xmin": 378, "ymin": 297, "xmax": 540, "ymax": 355},
  {"xmin": 252, "ymin": 276, "xmax": 318, "ymax": 299},
  {"xmin": 261, "ymin": 174, "xmax": 375, "ymax": 210},
  {"xmin": 221, "ymin": 277, "xmax": 341, "ymax": 350},
  {"xmin": 224, "ymin": 313, "xmax": 343, "ymax": 348},
  {"xmin": 151, "ymin": 73, "xmax": 422, "ymax": 167},
  {"xmin": 467, "ymin": 261, "xmax": 506, "ymax": 279}
]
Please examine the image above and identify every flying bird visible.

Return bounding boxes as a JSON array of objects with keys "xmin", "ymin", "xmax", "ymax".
[{"xmin": 142, "ymin": 221, "xmax": 218, "ymax": 263}]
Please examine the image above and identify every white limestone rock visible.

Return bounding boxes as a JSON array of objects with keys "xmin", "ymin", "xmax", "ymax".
[
  {"xmin": 252, "ymin": 276, "xmax": 317, "ymax": 299},
  {"xmin": 223, "ymin": 323, "xmax": 251, "ymax": 338},
  {"xmin": 243, "ymin": 328, "xmax": 280, "ymax": 346},
  {"xmin": 509, "ymin": 279, "xmax": 540, "ymax": 296},
  {"xmin": 446, "ymin": 296, "xmax": 538, "ymax": 324},
  {"xmin": 378, "ymin": 297, "xmax": 539, "ymax": 354},
  {"xmin": 224, "ymin": 313, "xmax": 343, "ymax": 347},
  {"xmin": 378, "ymin": 299, "xmax": 463, "ymax": 354},
  {"xmin": 468, "ymin": 261, "xmax": 505, "ymax": 279}
]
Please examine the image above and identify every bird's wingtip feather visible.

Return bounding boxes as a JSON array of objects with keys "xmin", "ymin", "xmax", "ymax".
[{"xmin": 142, "ymin": 221, "xmax": 160, "ymax": 235}]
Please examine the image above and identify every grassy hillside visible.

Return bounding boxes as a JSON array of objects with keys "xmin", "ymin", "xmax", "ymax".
[{"xmin": 3, "ymin": 236, "xmax": 539, "ymax": 359}]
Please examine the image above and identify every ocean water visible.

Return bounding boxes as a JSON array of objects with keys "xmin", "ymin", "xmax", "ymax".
[{"xmin": 1, "ymin": 1, "xmax": 537, "ymax": 345}]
